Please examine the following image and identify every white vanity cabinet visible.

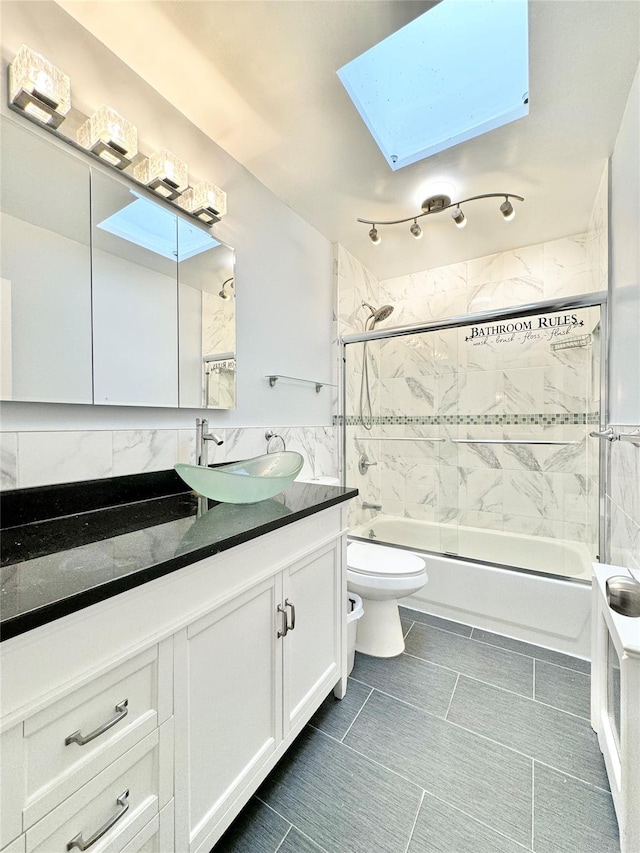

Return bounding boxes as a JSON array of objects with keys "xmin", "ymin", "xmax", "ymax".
[
  {"xmin": 175, "ymin": 539, "xmax": 343, "ymax": 853},
  {"xmin": 1, "ymin": 504, "xmax": 348, "ymax": 853}
]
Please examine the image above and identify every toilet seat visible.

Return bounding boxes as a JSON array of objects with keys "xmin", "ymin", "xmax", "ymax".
[{"xmin": 347, "ymin": 542, "xmax": 425, "ymax": 578}]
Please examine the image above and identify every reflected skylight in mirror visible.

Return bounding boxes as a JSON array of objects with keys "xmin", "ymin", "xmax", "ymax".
[
  {"xmin": 337, "ymin": 0, "xmax": 529, "ymax": 171},
  {"xmin": 98, "ymin": 192, "xmax": 219, "ymax": 260}
]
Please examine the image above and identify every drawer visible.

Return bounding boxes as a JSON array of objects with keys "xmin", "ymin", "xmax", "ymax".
[
  {"xmin": 1, "ymin": 834, "xmax": 25, "ymax": 853},
  {"xmin": 23, "ymin": 645, "xmax": 171, "ymax": 828},
  {"xmin": 121, "ymin": 801, "xmax": 174, "ymax": 853},
  {"xmin": 25, "ymin": 726, "xmax": 167, "ymax": 853}
]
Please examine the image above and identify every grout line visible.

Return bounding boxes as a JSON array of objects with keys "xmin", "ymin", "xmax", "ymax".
[
  {"xmin": 346, "ymin": 681, "xmax": 453, "ymax": 721},
  {"xmin": 531, "ymin": 758, "xmax": 612, "ymax": 795},
  {"xmin": 403, "ymin": 789, "xmax": 424, "ymax": 853},
  {"xmin": 340, "ymin": 686, "xmax": 374, "ymax": 742},
  {"xmin": 469, "ymin": 634, "xmax": 590, "ymax": 674},
  {"xmin": 531, "ymin": 762, "xmax": 535, "ymax": 851},
  {"xmin": 533, "ymin": 657, "xmax": 536, "ymax": 701},
  {"xmin": 444, "ymin": 673, "xmax": 460, "ymax": 721},
  {"xmin": 414, "ymin": 786, "xmax": 534, "ymax": 852},
  {"xmin": 403, "ymin": 620, "xmax": 415, "ymax": 639},
  {"xmin": 255, "ymin": 798, "xmax": 330, "ymax": 853},
  {"xmin": 274, "ymin": 825, "xmax": 293, "ymax": 852},
  {"xmin": 401, "ymin": 651, "xmax": 533, "ymax": 700},
  {"xmin": 533, "ymin": 697, "xmax": 591, "ymax": 722}
]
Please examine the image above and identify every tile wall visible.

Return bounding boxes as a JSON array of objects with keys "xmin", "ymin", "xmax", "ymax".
[
  {"xmin": 0, "ymin": 425, "xmax": 338, "ymax": 491},
  {"xmin": 338, "ymin": 234, "xmax": 604, "ymax": 557}
]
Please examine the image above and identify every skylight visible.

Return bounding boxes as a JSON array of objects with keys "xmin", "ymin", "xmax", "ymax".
[
  {"xmin": 337, "ymin": 0, "xmax": 529, "ymax": 171},
  {"xmin": 98, "ymin": 193, "xmax": 219, "ymax": 261}
]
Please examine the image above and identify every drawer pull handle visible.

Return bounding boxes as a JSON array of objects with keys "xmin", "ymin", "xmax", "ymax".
[
  {"xmin": 66, "ymin": 788, "xmax": 130, "ymax": 850},
  {"xmin": 277, "ymin": 604, "xmax": 288, "ymax": 638},
  {"xmin": 65, "ymin": 699, "xmax": 129, "ymax": 746},
  {"xmin": 285, "ymin": 599, "xmax": 296, "ymax": 632}
]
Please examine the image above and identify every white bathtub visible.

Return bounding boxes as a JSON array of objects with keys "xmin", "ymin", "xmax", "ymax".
[{"xmin": 350, "ymin": 516, "xmax": 593, "ymax": 658}]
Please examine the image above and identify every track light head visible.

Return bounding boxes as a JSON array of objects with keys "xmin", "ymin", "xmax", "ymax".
[
  {"xmin": 369, "ymin": 225, "xmax": 381, "ymax": 245},
  {"xmin": 500, "ymin": 198, "xmax": 515, "ymax": 221},
  {"xmin": 410, "ymin": 220, "xmax": 423, "ymax": 240},
  {"xmin": 451, "ymin": 206, "xmax": 466, "ymax": 228}
]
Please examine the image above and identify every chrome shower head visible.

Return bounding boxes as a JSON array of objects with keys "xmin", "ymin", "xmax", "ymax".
[{"xmin": 362, "ymin": 301, "xmax": 394, "ymax": 327}]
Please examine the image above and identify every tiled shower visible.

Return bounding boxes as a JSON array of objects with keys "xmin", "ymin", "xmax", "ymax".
[{"xmin": 344, "ymin": 302, "xmax": 602, "ymax": 576}]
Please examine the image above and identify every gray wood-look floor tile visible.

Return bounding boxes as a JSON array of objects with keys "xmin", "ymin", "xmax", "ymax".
[
  {"xmin": 351, "ymin": 651, "xmax": 458, "ymax": 717},
  {"xmin": 344, "ymin": 690, "xmax": 533, "ymax": 847},
  {"xmin": 258, "ymin": 725, "xmax": 422, "ymax": 853},
  {"xmin": 407, "ymin": 791, "xmax": 530, "ymax": 853},
  {"xmin": 212, "ymin": 797, "xmax": 290, "ymax": 852},
  {"xmin": 533, "ymin": 762, "xmax": 620, "ymax": 853},
  {"xmin": 277, "ymin": 828, "xmax": 327, "ymax": 853},
  {"xmin": 308, "ymin": 678, "xmax": 372, "ymax": 740},
  {"xmin": 534, "ymin": 659, "xmax": 591, "ymax": 719},
  {"xmin": 399, "ymin": 606, "xmax": 473, "ymax": 637},
  {"xmin": 401, "ymin": 616, "xmax": 413, "ymax": 637},
  {"xmin": 471, "ymin": 627, "xmax": 590, "ymax": 674},
  {"xmin": 447, "ymin": 676, "xmax": 609, "ymax": 791},
  {"xmin": 404, "ymin": 622, "xmax": 534, "ymax": 697}
]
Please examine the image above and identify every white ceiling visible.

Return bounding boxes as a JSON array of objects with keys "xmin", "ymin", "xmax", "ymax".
[{"xmin": 58, "ymin": 0, "xmax": 639, "ymax": 281}]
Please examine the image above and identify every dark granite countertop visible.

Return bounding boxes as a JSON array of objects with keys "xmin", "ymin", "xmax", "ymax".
[{"xmin": 0, "ymin": 471, "xmax": 357, "ymax": 642}]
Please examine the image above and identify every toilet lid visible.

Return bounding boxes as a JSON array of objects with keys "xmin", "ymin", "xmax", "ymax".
[{"xmin": 347, "ymin": 542, "xmax": 426, "ymax": 577}]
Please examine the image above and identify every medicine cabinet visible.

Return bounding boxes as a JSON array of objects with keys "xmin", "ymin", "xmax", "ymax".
[{"xmin": 0, "ymin": 115, "xmax": 236, "ymax": 409}]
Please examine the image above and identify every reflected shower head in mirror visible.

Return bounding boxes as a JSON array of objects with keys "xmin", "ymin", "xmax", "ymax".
[
  {"xmin": 362, "ymin": 301, "xmax": 394, "ymax": 330},
  {"xmin": 219, "ymin": 277, "xmax": 234, "ymax": 300}
]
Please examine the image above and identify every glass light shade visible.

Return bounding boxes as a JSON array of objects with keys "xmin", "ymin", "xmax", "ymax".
[
  {"xmin": 9, "ymin": 45, "xmax": 71, "ymax": 129},
  {"xmin": 134, "ymin": 148, "xmax": 188, "ymax": 199},
  {"xmin": 77, "ymin": 105, "xmax": 138, "ymax": 169},
  {"xmin": 178, "ymin": 180, "xmax": 227, "ymax": 223}
]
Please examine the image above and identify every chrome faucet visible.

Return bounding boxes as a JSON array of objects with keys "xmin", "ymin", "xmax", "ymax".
[
  {"xmin": 196, "ymin": 418, "xmax": 224, "ymax": 467},
  {"xmin": 362, "ymin": 501, "xmax": 382, "ymax": 511}
]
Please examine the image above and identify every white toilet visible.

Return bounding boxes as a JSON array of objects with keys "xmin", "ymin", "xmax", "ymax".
[{"xmin": 346, "ymin": 541, "xmax": 428, "ymax": 658}]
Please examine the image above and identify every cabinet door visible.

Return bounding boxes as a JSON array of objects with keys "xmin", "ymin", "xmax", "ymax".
[
  {"xmin": 174, "ymin": 577, "xmax": 281, "ymax": 853},
  {"xmin": 282, "ymin": 543, "xmax": 341, "ymax": 736}
]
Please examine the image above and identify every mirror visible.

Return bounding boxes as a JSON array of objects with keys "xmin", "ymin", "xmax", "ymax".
[
  {"xmin": 0, "ymin": 117, "xmax": 92, "ymax": 404},
  {"xmin": 91, "ymin": 170, "xmax": 179, "ymax": 407},
  {"xmin": 0, "ymin": 115, "xmax": 236, "ymax": 409},
  {"xmin": 178, "ymin": 219, "xmax": 236, "ymax": 408}
]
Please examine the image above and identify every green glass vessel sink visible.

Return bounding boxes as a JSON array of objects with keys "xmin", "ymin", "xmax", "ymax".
[{"xmin": 174, "ymin": 451, "xmax": 304, "ymax": 504}]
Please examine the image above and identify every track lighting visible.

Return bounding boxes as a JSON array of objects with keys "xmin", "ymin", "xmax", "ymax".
[
  {"xmin": 369, "ymin": 226, "xmax": 381, "ymax": 245},
  {"xmin": 500, "ymin": 198, "xmax": 516, "ymax": 221},
  {"xmin": 451, "ymin": 205, "xmax": 466, "ymax": 228},
  {"xmin": 358, "ymin": 192, "xmax": 523, "ymax": 242}
]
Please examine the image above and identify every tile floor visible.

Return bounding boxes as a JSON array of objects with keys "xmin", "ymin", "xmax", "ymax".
[{"xmin": 212, "ymin": 607, "xmax": 620, "ymax": 853}]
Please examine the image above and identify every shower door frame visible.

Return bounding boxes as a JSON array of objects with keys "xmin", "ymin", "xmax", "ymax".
[{"xmin": 340, "ymin": 290, "xmax": 610, "ymax": 565}]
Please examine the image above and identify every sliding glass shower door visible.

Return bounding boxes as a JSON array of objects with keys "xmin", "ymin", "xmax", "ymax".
[{"xmin": 343, "ymin": 303, "xmax": 602, "ymax": 580}]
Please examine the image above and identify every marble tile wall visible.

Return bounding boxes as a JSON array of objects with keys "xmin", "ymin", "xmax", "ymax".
[
  {"xmin": 0, "ymin": 425, "xmax": 338, "ymax": 491},
  {"xmin": 338, "ymin": 234, "xmax": 603, "ymax": 555}
]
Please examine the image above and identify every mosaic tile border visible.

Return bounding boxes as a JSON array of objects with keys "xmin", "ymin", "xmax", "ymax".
[{"xmin": 337, "ymin": 412, "xmax": 600, "ymax": 427}]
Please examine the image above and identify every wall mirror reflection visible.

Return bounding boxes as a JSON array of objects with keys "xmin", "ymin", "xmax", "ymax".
[
  {"xmin": 178, "ymin": 219, "xmax": 236, "ymax": 409},
  {"xmin": 0, "ymin": 117, "xmax": 92, "ymax": 404},
  {"xmin": 92, "ymin": 170, "xmax": 180, "ymax": 407}
]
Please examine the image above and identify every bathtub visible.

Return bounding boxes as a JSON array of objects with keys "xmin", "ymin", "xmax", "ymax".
[{"xmin": 350, "ymin": 515, "xmax": 593, "ymax": 658}]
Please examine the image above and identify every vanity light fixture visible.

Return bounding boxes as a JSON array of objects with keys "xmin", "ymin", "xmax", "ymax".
[
  {"xmin": 77, "ymin": 104, "xmax": 138, "ymax": 169},
  {"xmin": 8, "ymin": 45, "xmax": 71, "ymax": 129},
  {"xmin": 359, "ymin": 192, "xmax": 523, "ymax": 242},
  {"xmin": 134, "ymin": 148, "xmax": 188, "ymax": 200},
  {"xmin": 178, "ymin": 179, "xmax": 228, "ymax": 223}
]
